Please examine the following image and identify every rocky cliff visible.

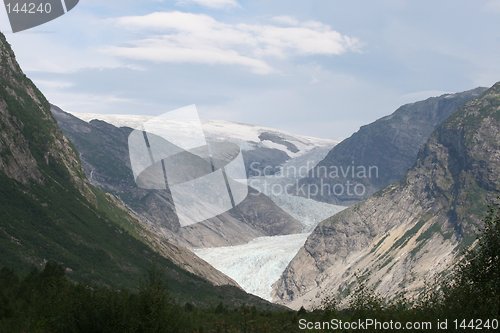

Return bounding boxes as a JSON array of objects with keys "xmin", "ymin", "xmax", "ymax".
[
  {"xmin": 300, "ymin": 88, "xmax": 486, "ymax": 205},
  {"xmin": 273, "ymin": 82, "xmax": 500, "ymax": 310}
]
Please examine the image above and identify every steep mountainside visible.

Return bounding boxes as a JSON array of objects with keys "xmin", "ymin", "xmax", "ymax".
[
  {"xmin": 273, "ymin": 83, "xmax": 500, "ymax": 310},
  {"xmin": 300, "ymin": 88, "xmax": 486, "ymax": 205},
  {"xmin": 52, "ymin": 106, "xmax": 303, "ymax": 248},
  {"xmin": 0, "ymin": 32, "xmax": 277, "ymax": 308}
]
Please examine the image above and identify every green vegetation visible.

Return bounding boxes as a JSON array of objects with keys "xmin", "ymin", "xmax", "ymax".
[
  {"xmin": 368, "ymin": 234, "xmax": 389, "ymax": 254},
  {"xmin": 0, "ymin": 263, "xmax": 296, "ymax": 333},
  {"xmin": 0, "ymin": 172, "xmax": 276, "ymax": 308},
  {"xmin": 1, "ymin": 200, "xmax": 498, "ymax": 332},
  {"xmin": 431, "ymin": 198, "xmax": 500, "ymax": 318},
  {"xmin": 390, "ymin": 218, "xmax": 426, "ymax": 251},
  {"xmin": 415, "ymin": 222, "xmax": 441, "ymax": 243}
]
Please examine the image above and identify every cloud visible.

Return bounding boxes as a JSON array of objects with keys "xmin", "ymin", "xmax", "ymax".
[
  {"xmin": 104, "ymin": 11, "xmax": 360, "ymax": 74},
  {"xmin": 271, "ymin": 15, "xmax": 300, "ymax": 26},
  {"xmin": 7, "ymin": 34, "xmax": 127, "ymax": 73},
  {"xmin": 176, "ymin": 0, "xmax": 239, "ymax": 9},
  {"xmin": 32, "ymin": 79, "xmax": 74, "ymax": 90},
  {"xmin": 42, "ymin": 90, "xmax": 139, "ymax": 114},
  {"xmin": 484, "ymin": 0, "xmax": 500, "ymax": 13},
  {"xmin": 5, "ymin": 12, "xmax": 145, "ymax": 74},
  {"xmin": 105, "ymin": 41, "xmax": 272, "ymax": 74}
]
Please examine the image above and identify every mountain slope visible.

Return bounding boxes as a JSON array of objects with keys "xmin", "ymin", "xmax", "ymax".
[
  {"xmin": 300, "ymin": 88, "xmax": 487, "ymax": 205},
  {"xmin": 52, "ymin": 106, "xmax": 304, "ymax": 248},
  {"xmin": 273, "ymin": 82, "xmax": 500, "ymax": 310},
  {"xmin": 0, "ymin": 32, "xmax": 276, "ymax": 308}
]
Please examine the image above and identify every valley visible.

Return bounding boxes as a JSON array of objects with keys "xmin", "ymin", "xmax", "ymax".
[
  {"xmin": 62, "ymin": 109, "xmax": 347, "ymax": 300},
  {"xmin": 0, "ymin": 2, "xmax": 499, "ymax": 330},
  {"xmin": 56, "ymin": 85, "xmax": 498, "ymax": 306}
]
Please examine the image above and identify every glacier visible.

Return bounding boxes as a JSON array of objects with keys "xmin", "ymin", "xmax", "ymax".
[
  {"xmin": 194, "ymin": 233, "xmax": 311, "ymax": 301},
  {"xmin": 248, "ymin": 146, "xmax": 347, "ymax": 231},
  {"xmin": 72, "ymin": 113, "xmax": 337, "ymax": 158}
]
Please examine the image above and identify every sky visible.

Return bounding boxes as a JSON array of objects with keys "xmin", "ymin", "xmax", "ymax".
[{"xmin": 1, "ymin": 0, "xmax": 499, "ymax": 140}]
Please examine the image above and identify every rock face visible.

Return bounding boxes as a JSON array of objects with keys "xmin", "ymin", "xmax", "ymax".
[
  {"xmin": 51, "ymin": 106, "xmax": 303, "ymax": 248},
  {"xmin": 0, "ymin": 32, "xmax": 260, "ymax": 303},
  {"xmin": 273, "ymin": 83, "xmax": 500, "ymax": 310},
  {"xmin": 300, "ymin": 88, "xmax": 487, "ymax": 205},
  {"xmin": 0, "ymin": 35, "xmax": 92, "ymax": 196}
]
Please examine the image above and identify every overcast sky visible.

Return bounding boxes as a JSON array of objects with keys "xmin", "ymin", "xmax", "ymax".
[{"xmin": 1, "ymin": 0, "xmax": 499, "ymax": 139}]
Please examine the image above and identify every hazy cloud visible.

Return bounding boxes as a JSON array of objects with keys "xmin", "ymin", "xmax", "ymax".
[
  {"xmin": 104, "ymin": 11, "xmax": 360, "ymax": 74},
  {"xmin": 7, "ymin": 33, "xmax": 134, "ymax": 73},
  {"xmin": 484, "ymin": 0, "xmax": 500, "ymax": 12}
]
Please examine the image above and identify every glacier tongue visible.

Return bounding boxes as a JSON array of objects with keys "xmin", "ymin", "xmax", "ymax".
[
  {"xmin": 259, "ymin": 193, "xmax": 346, "ymax": 232},
  {"xmin": 248, "ymin": 145, "xmax": 347, "ymax": 232},
  {"xmin": 194, "ymin": 233, "xmax": 310, "ymax": 301}
]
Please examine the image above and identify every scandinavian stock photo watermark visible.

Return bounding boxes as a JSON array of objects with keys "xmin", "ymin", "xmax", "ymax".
[{"xmin": 247, "ymin": 161, "xmax": 379, "ymax": 198}]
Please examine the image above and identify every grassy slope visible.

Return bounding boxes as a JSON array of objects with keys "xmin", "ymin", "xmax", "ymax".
[{"xmin": 0, "ymin": 174, "xmax": 271, "ymax": 307}]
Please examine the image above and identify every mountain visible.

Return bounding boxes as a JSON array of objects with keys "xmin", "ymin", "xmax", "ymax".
[
  {"xmin": 73, "ymin": 113, "xmax": 336, "ymax": 158},
  {"xmin": 0, "ymin": 32, "xmax": 278, "ymax": 308},
  {"xmin": 52, "ymin": 107, "xmax": 315, "ymax": 248},
  {"xmin": 272, "ymin": 82, "xmax": 500, "ymax": 310},
  {"xmin": 300, "ymin": 88, "xmax": 487, "ymax": 205},
  {"xmin": 73, "ymin": 113, "xmax": 336, "ymax": 177}
]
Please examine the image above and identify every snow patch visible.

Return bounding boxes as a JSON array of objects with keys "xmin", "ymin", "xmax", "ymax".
[{"xmin": 72, "ymin": 113, "xmax": 337, "ymax": 158}]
